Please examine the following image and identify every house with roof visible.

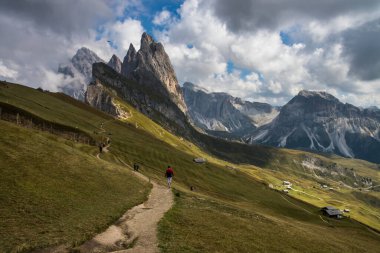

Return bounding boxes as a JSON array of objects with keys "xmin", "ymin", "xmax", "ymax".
[{"xmin": 321, "ymin": 206, "xmax": 343, "ymax": 218}]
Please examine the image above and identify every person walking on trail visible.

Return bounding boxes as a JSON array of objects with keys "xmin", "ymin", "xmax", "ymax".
[{"xmin": 165, "ymin": 166, "xmax": 174, "ymax": 189}]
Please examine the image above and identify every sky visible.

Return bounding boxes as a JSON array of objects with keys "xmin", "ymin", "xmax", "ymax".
[{"xmin": 0, "ymin": 0, "xmax": 380, "ymax": 107}]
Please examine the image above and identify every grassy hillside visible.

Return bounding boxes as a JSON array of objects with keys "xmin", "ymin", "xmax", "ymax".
[
  {"xmin": 0, "ymin": 120, "xmax": 150, "ymax": 252},
  {"xmin": 1, "ymin": 81, "xmax": 380, "ymax": 252},
  {"xmin": 0, "ymin": 83, "xmax": 151, "ymax": 252},
  {"xmin": 159, "ymin": 192, "xmax": 379, "ymax": 253},
  {"xmin": 112, "ymin": 85, "xmax": 380, "ymax": 232}
]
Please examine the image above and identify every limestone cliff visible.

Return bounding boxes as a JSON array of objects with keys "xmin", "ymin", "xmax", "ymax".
[{"xmin": 121, "ymin": 33, "xmax": 187, "ymax": 113}]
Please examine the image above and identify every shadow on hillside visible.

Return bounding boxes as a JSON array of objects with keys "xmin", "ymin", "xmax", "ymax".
[{"xmin": 193, "ymin": 129, "xmax": 275, "ymax": 168}]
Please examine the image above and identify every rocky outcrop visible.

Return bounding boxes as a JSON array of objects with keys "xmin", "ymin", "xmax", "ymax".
[
  {"xmin": 182, "ymin": 82, "xmax": 278, "ymax": 138},
  {"xmin": 58, "ymin": 47, "xmax": 104, "ymax": 101},
  {"xmin": 121, "ymin": 44, "xmax": 138, "ymax": 77},
  {"xmin": 88, "ymin": 62, "xmax": 191, "ymax": 136},
  {"xmin": 107, "ymin": 54, "xmax": 122, "ymax": 73},
  {"xmin": 121, "ymin": 33, "xmax": 187, "ymax": 113},
  {"xmin": 84, "ymin": 79, "xmax": 119, "ymax": 117},
  {"xmin": 247, "ymin": 90, "xmax": 380, "ymax": 163}
]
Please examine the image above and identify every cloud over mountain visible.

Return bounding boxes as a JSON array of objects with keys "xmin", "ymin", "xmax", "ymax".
[{"xmin": 0, "ymin": 0, "xmax": 379, "ymax": 107}]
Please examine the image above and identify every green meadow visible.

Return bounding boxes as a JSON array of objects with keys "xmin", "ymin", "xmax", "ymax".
[{"xmin": 1, "ymin": 82, "xmax": 379, "ymax": 252}]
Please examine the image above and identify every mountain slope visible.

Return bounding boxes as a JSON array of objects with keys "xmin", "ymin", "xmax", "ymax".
[
  {"xmin": 0, "ymin": 82, "xmax": 149, "ymax": 252},
  {"xmin": 58, "ymin": 47, "xmax": 104, "ymax": 100},
  {"xmin": 247, "ymin": 90, "xmax": 380, "ymax": 163},
  {"xmin": 1, "ymin": 81, "xmax": 380, "ymax": 252},
  {"xmin": 82, "ymin": 64, "xmax": 380, "ymax": 232},
  {"xmin": 182, "ymin": 82, "xmax": 278, "ymax": 138},
  {"xmin": 86, "ymin": 62, "xmax": 191, "ymax": 136}
]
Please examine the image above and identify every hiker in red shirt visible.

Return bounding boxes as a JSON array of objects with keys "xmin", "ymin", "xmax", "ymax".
[{"xmin": 165, "ymin": 166, "xmax": 174, "ymax": 188}]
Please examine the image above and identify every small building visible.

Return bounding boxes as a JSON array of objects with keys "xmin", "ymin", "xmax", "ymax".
[
  {"xmin": 322, "ymin": 185, "xmax": 328, "ymax": 188},
  {"xmin": 286, "ymin": 185, "xmax": 292, "ymax": 190},
  {"xmin": 193, "ymin": 157, "xmax": 207, "ymax": 164},
  {"xmin": 321, "ymin": 206, "xmax": 343, "ymax": 218},
  {"xmin": 283, "ymin": 181, "xmax": 292, "ymax": 186},
  {"xmin": 283, "ymin": 189, "xmax": 289, "ymax": 193},
  {"xmin": 344, "ymin": 209, "xmax": 350, "ymax": 213}
]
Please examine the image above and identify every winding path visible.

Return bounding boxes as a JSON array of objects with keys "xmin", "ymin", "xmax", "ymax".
[
  {"xmin": 78, "ymin": 171, "xmax": 173, "ymax": 253},
  {"xmin": 80, "ymin": 120, "xmax": 173, "ymax": 253},
  {"xmin": 34, "ymin": 121, "xmax": 173, "ymax": 253}
]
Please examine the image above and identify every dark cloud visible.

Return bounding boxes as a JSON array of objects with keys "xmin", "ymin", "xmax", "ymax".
[
  {"xmin": 210, "ymin": 0, "xmax": 380, "ymax": 32},
  {"xmin": 343, "ymin": 18, "xmax": 380, "ymax": 81},
  {"xmin": 0, "ymin": 0, "xmax": 112, "ymax": 35},
  {"xmin": 0, "ymin": 0, "xmax": 114, "ymax": 89}
]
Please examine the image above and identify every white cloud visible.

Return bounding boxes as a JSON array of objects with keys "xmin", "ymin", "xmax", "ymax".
[
  {"xmin": 198, "ymin": 70, "xmax": 262, "ymax": 98},
  {"xmin": 1, "ymin": 0, "xmax": 379, "ymax": 107},
  {"xmin": 0, "ymin": 1, "xmax": 145, "ymax": 90},
  {"xmin": 105, "ymin": 18, "xmax": 145, "ymax": 58},
  {"xmin": 152, "ymin": 0, "xmax": 380, "ymax": 107},
  {"xmin": 153, "ymin": 10, "xmax": 172, "ymax": 26},
  {"xmin": 0, "ymin": 60, "xmax": 18, "ymax": 79}
]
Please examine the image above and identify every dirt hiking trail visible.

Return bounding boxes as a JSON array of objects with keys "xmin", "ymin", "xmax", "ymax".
[
  {"xmin": 84, "ymin": 121, "xmax": 174, "ymax": 252},
  {"xmin": 78, "ymin": 171, "xmax": 173, "ymax": 253},
  {"xmin": 34, "ymin": 121, "xmax": 174, "ymax": 253}
]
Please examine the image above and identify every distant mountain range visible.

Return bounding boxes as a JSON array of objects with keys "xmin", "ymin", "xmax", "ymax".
[
  {"xmin": 58, "ymin": 33, "xmax": 380, "ymax": 164},
  {"xmin": 182, "ymin": 82, "xmax": 279, "ymax": 138},
  {"xmin": 246, "ymin": 90, "xmax": 380, "ymax": 163}
]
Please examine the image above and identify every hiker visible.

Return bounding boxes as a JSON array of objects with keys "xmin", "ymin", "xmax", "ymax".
[
  {"xmin": 165, "ymin": 166, "xmax": 174, "ymax": 189},
  {"xmin": 99, "ymin": 145, "xmax": 103, "ymax": 153},
  {"xmin": 133, "ymin": 163, "xmax": 139, "ymax": 172}
]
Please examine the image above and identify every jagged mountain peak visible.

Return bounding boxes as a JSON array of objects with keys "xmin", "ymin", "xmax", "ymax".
[
  {"xmin": 182, "ymin": 83, "xmax": 279, "ymax": 136},
  {"xmin": 127, "ymin": 43, "xmax": 137, "ymax": 55},
  {"xmin": 141, "ymin": 32, "xmax": 155, "ymax": 50},
  {"xmin": 76, "ymin": 47, "xmax": 94, "ymax": 54},
  {"xmin": 58, "ymin": 47, "xmax": 104, "ymax": 101},
  {"xmin": 109, "ymin": 54, "xmax": 120, "ymax": 61},
  {"xmin": 120, "ymin": 32, "xmax": 187, "ymax": 113},
  {"xmin": 107, "ymin": 54, "xmax": 122, "ymax": 73},
  {"xmin": 121, "ymin": 44, "xmax": 138, "ymax": 77},
  {"xmin": 70, "ymin": 47, "xmax": 103, "ymax": 73},
  {"xmin": 297, "ymin": 90, "xmax": 339, "ymax": 102},
  {"xmin": 139, "ymin": 33, "xmax": 166, "ymax": 56},
  {"xmin": 247, "ymin": 90, "xmax": 380, "ymax": 163},
  {"xmin": 72, "ymin": 47, "xmax": 102, "ymax": 62}
]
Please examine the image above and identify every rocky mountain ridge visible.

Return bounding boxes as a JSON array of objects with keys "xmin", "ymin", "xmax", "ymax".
[
  {"xmin": 86, "ymin": 62, "xmax": 190, "ymax": 136},
  {"xmin": 182, "ymin": 82, "xmax": 279, "ymax": 138},
  {"xmin": 85, "ymin": 33, "xmax": 190, "ymax": 137},
  {"xmin": 60, "ymin": 35, "xmax": 379, "ymax": 164},
  {"xmin": 246, "ymin": 90, "xmax": 380, "ymax": 163},
  {"xmin": 121, "ymin": 33, "xmax": 187, "ymax": 113}
]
